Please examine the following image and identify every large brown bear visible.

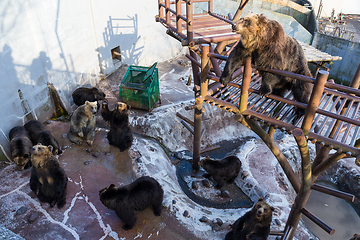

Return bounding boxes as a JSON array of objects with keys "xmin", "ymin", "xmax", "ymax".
[
  {"xmin": 200, "ymin": 155, "xmax": 241, "ymax": 189},
  {"xmin": 99, "ymin": 176, "xmax": 163, "ymax": 230},
  {"xmin": 24, "ymin": 120, "xmax": 61, "ymax": 155},
  {"xmin": 220, "ymin": 13, "xmax": 312, "ymax": 119},
  {"xmin": 9, "ymin": 126, "xmax": 33, "ymax": 170},
  {"xmin": 30, "ymin": 144, "xmax": 68, "ymax": 209},
  {"xmin": 101, "ymin": 100, "xmax": 133, "ymax": 152},
  {"xmin": 68, "ymin": 101, "xmax": 97, "ymax": 145},
  {"xmin": 225, "ymin": 198, "xmax": 274, "ymax": 240}
]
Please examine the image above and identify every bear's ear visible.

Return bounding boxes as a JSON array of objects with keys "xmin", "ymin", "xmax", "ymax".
[
  {"xmin": 258, "ymin": 197, "xmax": 264, "ymax": 202},
  {"xmin": 127, "ymin": 104, "xmax": 131, "ymax": 110},
  {"xmin": 47, "ymin": 145, "xmax": 53, "ymax": 153},
  {"xmin": 85, "ymin": 101, "xmax": 90, "ymax": 105},
  {"xmin": 109, "ymin": 184, "xmax": 115, "ymax": 188}
]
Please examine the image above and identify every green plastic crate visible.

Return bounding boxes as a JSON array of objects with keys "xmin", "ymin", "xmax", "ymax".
[{"xmin": 119, "ymin": 62, "xmax": 160, "ymax": 111}]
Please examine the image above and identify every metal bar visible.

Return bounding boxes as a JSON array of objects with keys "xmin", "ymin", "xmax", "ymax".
[
  {"xmin": 208, "ymin": 0, "xmax": 213, "ymax": 13},
  {"xmin": 302, "ymin": 70, "xmax": 329, "ymax": 134},
  {"xmin": 193, "ymin": 44, "xmax": 210, "ymax": 171},
  {"xmin": 208, "ymin": 12, "xmax": 234, "ymax": 25},
  {"xmin": 239, "ymin": 57, "xmax": 252, "ymax": 112},
  {"xmin": 188, "ymin": 34, "xmax": 240, "ymax": 46},
  {"xmin": 232, "ymin": 0, "xmax": 250, "ymax": 21},
  {"xmin": 176, "ymin": 112, "xmax": 194, "ymax": 126},
  {"xmin": 301, "ymin": 208, "xmax": 335, "ymax": 235},
  {"xmin": 269, "ymin": 231, "xmax": 284, "ymax": 236},
  {"xmin": 176, "ymin": 0, "xmax": 183, "ymax": 34},
  {"xmin": 188, "ymin": 50, "xmax": 201, "ymax": 86},
  {"xmin": 159, "ymin": 0, "xmax": 164, "ymax": 19},
  {"xmin": 209, "ymin": 46, "xmax": 222, "ymax": 77},
  {"xmin": 200, "ymin": 145, "xmax": 220, "ymax": 154},
  {"xmin": 311, "ymin": 184, "xmax": 355, "ymax": 202},
  {"xmin": 181, "ymin": 120, "xmax": 194, "ymax": 134},
  {"xmin": 165, "ymin": 0, "xmax": 171, "ymax": 25},
  {"xmin": 313, "ymin": 152, "xmax": 347, "ymax": 177},
  {"xmin": 186, "ymin": 0, "xmax": 194, "ymax": 46}
]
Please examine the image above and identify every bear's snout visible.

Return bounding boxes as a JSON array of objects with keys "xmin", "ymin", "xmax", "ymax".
[{"xmin": 257, "ymin": 209, "xmax": 263, "ymax": 216}]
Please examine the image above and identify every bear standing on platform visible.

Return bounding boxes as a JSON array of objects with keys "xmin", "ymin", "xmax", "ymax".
[
  {"xmin": 99, "ymin": 176, "xmax": 164, "ymax": 230},
  {"xmin": 30, "ymin": 144, "xmax": 68, "ymax": 209},
  {"xmin": 220, "ymin": 13, "xmax": 312, "ymax": 118},
  {"xmin": 101, "ymin": 100, "xmax": 133, "ymax": 152},
  {"xmin": 225, "ymin": 198, "xmax": 274, "ymax": 240},
  {"xmin": 68, "ymin": 101, "xmax": 97, "ymax": 146}
]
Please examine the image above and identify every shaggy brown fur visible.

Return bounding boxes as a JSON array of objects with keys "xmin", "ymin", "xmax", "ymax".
[
  {"xmin": 9, "ymin": 126, "xmax": 33, "ymax": 170},
  {"xmin": 68, "ymin": 101, "xmax": 97, "ymax": 145},
  {"xmin": 225, "ymin": 198, "xmax": 274, "ymax": 240},
  {"xmin": 30, "ymin": 144, "xmax": 67, "ymax": 208},
  {"xmin": 220, "ymin": 13, "xmax": 312, "ymax": 119}
]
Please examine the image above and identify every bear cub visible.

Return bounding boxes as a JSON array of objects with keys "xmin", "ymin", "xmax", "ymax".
[
  {"xmin": 68, "ymin": 101, "xmax": 97, "ymax": 146},
  {"xmin": 30, "ymin": 144, "xmax": 68, "ymax": 208},
  {"xmin": 24, "ymin": 120, "xmax": 61, "ymax": 155},
  {"xmin": 99, "ymin": 176, "xmax": 164, "ymax": 230},
  {"xmin": 200, "ymin": 155, "xmax": 241, "ymax": 188},
  {"xmin": 9, "ymin": 126, "xmax": 33, "ymax": 170},
  {"xmin": 72, "ymin": 87, "xmax": 105, "ymax": 110},
  {"xmin": 101, "ymin": 100, "xmax": 133, "ymax": 152},
  {"xmin": 225, "ymin": 198, "xmax": 274, "ymax": 240},
  {"xmin": 220, "ymin": 13, "xmax": 312, "ymax": 119}
]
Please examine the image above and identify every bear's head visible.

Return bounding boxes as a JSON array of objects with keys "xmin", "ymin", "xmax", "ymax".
[
  {"xmin": 113, "ymin": 102, "xmax": 130, "ymax": 120},
  {"xmin": 84, "ymin": 101, "xmax": 98, "ymax": 115},
  {"xmin": 90, "ymin": 87, "xmax": 106, "ymax": 101},
  {"xmin": 251, "ymin": 198, "xmax": 274, "ymax": 224},
  {"xmin": 12, "ymin": 151, "xmax": 31, "ymax": 170},
  {"xmin": 232, "ymin": 13, "xmax": 269, "ymax": 51},
  {"xmin": 30, "ymin": 144, "xmax": 53, "ymax": 168},
  {"xmin": 199, "ymin": 156, "xmax": 213, "ymax": 168},
  {"xmin": 99, "ymin": 184, "xmax": 129, "ymax": 209}
]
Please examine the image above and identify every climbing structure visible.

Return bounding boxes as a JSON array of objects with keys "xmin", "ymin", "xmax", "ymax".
[{"xmin": 156, "ymin": 0, "xmax": 360, "ymax": 239}]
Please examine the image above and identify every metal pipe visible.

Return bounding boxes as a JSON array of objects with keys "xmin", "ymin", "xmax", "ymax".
[
  {"xmin": 301, "ymin": 208, "xmax": 335, "ymax": 235},
  {"xmin": 186, "ymin": 0, "xmax": 194, "ymax": 46},
  {"xmin": 311, "ymin": 184, "xmax": 355, "ymax": 202},
  {"xmin": 181, "ymin": 120, "xmax": 194, "ymax": 134},
  {"xmin": 176, "ymin": 112, "xmax": 194, "ymax": 126},
  {"xmin": 165, "ymin": 0, "xmax": 171, "ymax": 25},
  {"xmin": 232, "ymin": 0, "xmax": 250, "ymax": 21},
  {"xmin": 158, "ymin": 0, "xmax": 164, "ymax": 19},
  {"xmin": 200, "ymin": 145, "xmax": 220, "ymax": 154}
]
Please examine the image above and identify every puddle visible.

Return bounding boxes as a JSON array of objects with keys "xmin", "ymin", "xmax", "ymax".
[{"xmin": 303, "ymin": 181, "xmax": 360, "ymax": 239}]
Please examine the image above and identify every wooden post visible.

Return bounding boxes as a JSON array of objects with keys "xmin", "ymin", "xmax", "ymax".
[
  {"xmin": 186, "ymin": 0, "xmax": 194, "ymax": 46},
  {"xmin": 176, "ymin": 0, "xmax": 182, "ymax": 34},
  {"xmin": 239, "ymin": 57, "xmax": 252, "ymax": 113}
]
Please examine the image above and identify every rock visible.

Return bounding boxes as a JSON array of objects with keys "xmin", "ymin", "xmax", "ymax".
[
  {"xmin": 136, "ymin": 157, "xmax": 142, "ymax": 163},
  {"xmin": 183, "ymin": 210, "xmax": 189, "ymax": 217},
  {"xmin": 28, "ymin": 211, "xmax": 39, "ymax": 223},
  {"xmin": 199, "ymin": 216, "xmax": 208, "ymax": 223},
  {"xmin": 220, "ymin": 190, "xmax": 230, "ymax": 198},
  {"xmin": 105, "ymin": 151, "xmax": 111, "ymax": 156},
  {"xmin": 172, "ymin": 200, "xmax": 176, "ymax": 204},
  {"xmin": 92, "ymin": 152, "xmax": 99, "ymax": 158},
  {"xmin": 149, "ymin": 147, "xmax": 155, "ymax": 152},
  {"xmin": 15, "ymin": 206, "xmax": 27, "ymax": 216},
  {"xmin": 174, "ymin": 151, "xmax": 184, "ymax": 160},
  {"xmin": 241, "ymin": 171, "xmax": 250, "ymax": 179},
  {"xmin": 192, "ymin": 181, "xmax": 199, "ymax": 190},
  {"xmin": 202, "ymin": 179, "xmax": 211, "ymax": 188},
  {"xmin": 275, "ymin": 219, "xmax": 281, "ymax": 226},
  {"xmin": 215, "ymin": 218, "xmax": 223, "ymax": 226},
  {"xmin": 84, "ymin": 161, "xmax": 92, "ymax": 165},
  {"xmin": 86, "ymin": 149, "xmax": 91, "ymax": 153}
]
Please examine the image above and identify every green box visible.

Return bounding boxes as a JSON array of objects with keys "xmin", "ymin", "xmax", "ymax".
[{"xmin": 119, "ymin": 62, "xmax": 160, "ymax": 111}]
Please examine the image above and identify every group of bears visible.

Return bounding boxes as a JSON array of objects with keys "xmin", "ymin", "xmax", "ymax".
[{"xmin": 7, "ymin": 12, "xmax": 323, "ymax": 238}]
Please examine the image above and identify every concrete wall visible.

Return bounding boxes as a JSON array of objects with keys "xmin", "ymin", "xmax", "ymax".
[
  {"xmin": 0, "ymin": 0, "xmax": 185, "ymax": 159},
  {"xmin": 312, "ymin": 32, "xmax": 360, "ymax": 85}
]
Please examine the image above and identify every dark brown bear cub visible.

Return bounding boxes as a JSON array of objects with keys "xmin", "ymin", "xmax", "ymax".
[
  {"xmin": 72, "ymin": 87, "xmax": 105, "ymax": 110},
  {"xmin": 24, "ymin": 120, "xmax": 61, "ymax": 155},
  {"xmin": 9, "ymin": 126, "xmax": 33, "ymax": 170},
  {"xmin": 220, "ymin": 13, "xmax": 312, "ymax": 119},
  {"xmin": 99, "ymin": 176, "xmax": 163, "ymax": 230},
  {"xmin": 225, "ymin": 198, "xmax": 274, "ymax": 240},
  {"xmin": 101, "ymin": 100, "xmax": 133, "ymax": 152},
  {"xmin": 30, "ymin": 144, "xmax": 68, "ymax": 209},
  {"xmin": 200, "ymin": 155, "xmax": 241, "ymax": 188}
]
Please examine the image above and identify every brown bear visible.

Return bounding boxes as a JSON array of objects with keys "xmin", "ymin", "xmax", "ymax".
[
  {"xmin": 30, "ymin": 144, "xmax": 68, "ymax": 209},
  {"xmin": 99, "ymin": 176, "xmax": 164, "ymax": 230},
  {"xmin": 220, "ymin": 13, "xmax": 312, "ymax": 119},
  {"xmin": 101, "ymin": 100, "xmax": 133, "ymax": 152},
  {"xmin": 68, "ymin": 101, "xmax": 97, "ymax": 145},
  {"xmin": 225, "ymin": 198, "xmax": 274, "ymax": 240},
  {"xmin": 24, "ymin": 120, "xmax": 61, "ymax": 155},
  {"xmin": 200, "ymin": 155, "xmax": 241, "ymax": 189},
  {"xmin": 9, "ymin": 126, "xmax": 33, "ymax": 170},
  {"xmin": 72, "ymin": 87, "xmax": 105, "ymax": 110},
  {"xmin": 350, "ymin": 234, "xmax": 360, "ymax": 240}
]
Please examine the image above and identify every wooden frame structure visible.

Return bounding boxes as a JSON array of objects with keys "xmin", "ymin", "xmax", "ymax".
[{"xmin": 156, "ymin": 0, "xmax": 360, "ymax": 239}]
